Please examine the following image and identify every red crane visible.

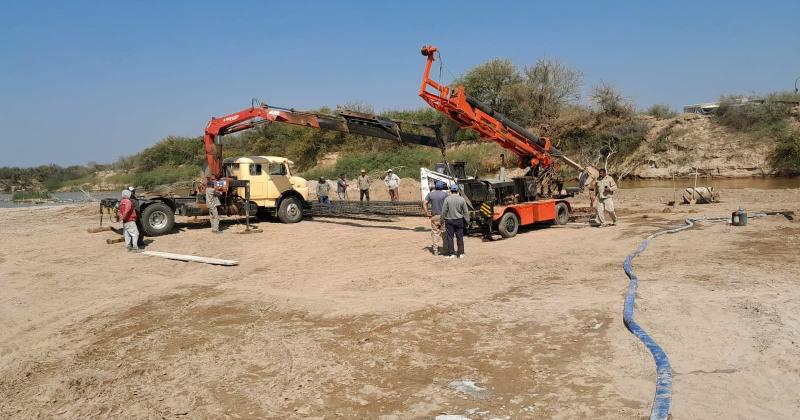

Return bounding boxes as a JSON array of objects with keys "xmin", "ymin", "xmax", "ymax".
[
  {"xmin": 418, "ymin": 44, "xmax": 584, "ymax": 174},
  {"xmin": 204, "ymin": 101, "xmax": 443, "ymax": 180}
]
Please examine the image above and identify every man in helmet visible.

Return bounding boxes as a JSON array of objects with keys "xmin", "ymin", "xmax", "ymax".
[
  {"xmin": 422, "ymin": 180, "xmax": 449, "ymax": 255},
  {"xmin": 383, "ymin": 169, "xmax": 401, "ymax": 202}
]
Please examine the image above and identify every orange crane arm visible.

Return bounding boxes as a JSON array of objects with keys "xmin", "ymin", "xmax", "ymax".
[{"xmin": 418, "ymin": 45, "xmax": 583, "ymax": 172}]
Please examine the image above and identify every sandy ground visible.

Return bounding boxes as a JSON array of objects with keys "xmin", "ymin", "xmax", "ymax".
[{"xmin": 1, "ymin": 186, "xmax": 799, "ymax": 419}]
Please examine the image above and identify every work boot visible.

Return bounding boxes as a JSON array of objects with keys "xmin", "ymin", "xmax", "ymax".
[
  {"xmin": 445, "ymin": 255, "xmax": 456, "ymax": 259},
  {"xmin": 131, "ymin": 247, "xmax": 143, "ymax": 253},
  {"xmin": 212, "ymin": 230, "xmax": 222, "ymax": 234}
]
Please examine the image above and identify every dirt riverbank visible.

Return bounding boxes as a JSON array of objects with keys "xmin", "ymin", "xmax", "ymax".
[{"xmin": 1, "ymin": 186, "xmax": 799, "ymax": 418}]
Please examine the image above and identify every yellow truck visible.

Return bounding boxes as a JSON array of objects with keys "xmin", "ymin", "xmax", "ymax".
[{"xmin": 122, "ymin": 155, "xmax": 308, "ymax": 237}]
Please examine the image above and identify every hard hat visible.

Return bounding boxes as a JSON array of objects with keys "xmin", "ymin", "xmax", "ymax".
[{"xmin": 450, "ymin": 184, "xmax": 459, "ymax": 192}]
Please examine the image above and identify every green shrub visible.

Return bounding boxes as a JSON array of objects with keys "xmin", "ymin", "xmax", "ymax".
[
  {"xmin": 138, "ymin": 136, "xmax": 205, "ymax": 171},
  {"xmin": 300, "ymin": 142, "xmax": 515, "ymax": 181},
  {"xmin": 771, "ymin": 129, "xmax": 800, "ymax": 174},
  {"xmin": 645, "ymin": 103, "xmax": 677, "ymax": 119},
  {"xmin": 714, "ymin": 95, "xmax": 791, "ymax": 132},
  {"xmin": 133, "ymin": 165, "xmax": 202, "ymax": 189}
]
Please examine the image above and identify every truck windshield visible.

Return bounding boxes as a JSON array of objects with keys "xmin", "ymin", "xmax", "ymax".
[
  {"xmin": 223, "ymin": 164, "xmax": 237, "ymax": 177},
  {"xmin": 269, "ymin": 163, "xmax": 287, "ymax": 176}
]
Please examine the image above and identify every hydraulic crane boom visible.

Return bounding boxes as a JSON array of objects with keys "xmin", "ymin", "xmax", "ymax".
[
  {"xmin": 418, "ymin": 45, "xmax": 585, "ymax": 173},
  {"xmin": 204, "ymin": 102, "xmax": 444, "ymax": 179}
]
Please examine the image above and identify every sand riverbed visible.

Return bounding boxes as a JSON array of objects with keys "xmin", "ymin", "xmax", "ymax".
[{"xmin": 1, "ymin": 186, "xmax": 799, "ymax": 419}]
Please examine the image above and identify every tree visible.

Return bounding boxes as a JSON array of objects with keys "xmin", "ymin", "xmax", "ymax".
[
  {"xmin": 457, "ymin": 59, "xmax": 522, "ymax": 117},
  {"xmin": 502, "ymin": 58, "xmax": 583, "ymax": 125},
  {"xmin": 590, "ymin": 81, "xmax": 633, "ymax": 118}
]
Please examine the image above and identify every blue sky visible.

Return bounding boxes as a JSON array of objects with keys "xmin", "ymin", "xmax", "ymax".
[{"xmin": 1, "ymin": 1, "xmax": 798, "ymax": 167}]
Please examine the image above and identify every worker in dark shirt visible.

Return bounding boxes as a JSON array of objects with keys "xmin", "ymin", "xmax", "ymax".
[{"xmin": 440, "ymin": 184, "xmax": 470, "ymax": 259}]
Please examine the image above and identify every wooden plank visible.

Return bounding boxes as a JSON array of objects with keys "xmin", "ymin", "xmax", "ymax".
[
  {"xmin": 88, "ymin": 226, "xmax": 113, "ymax": 233},
  {"xmin": 141, "ymin": 250, "xmax": 238, "ymax": 266},
  {"xmin": 106, "ymin": 237, "xmax": 125, "ymax": 244}
]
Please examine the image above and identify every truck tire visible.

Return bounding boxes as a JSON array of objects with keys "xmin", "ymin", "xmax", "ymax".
[
  {"xmin": 497, "ymin": 212, "xmax": 519, "ymax": 238},
  {"xmin": 141, "ymin": 202, "xmax": 175, "ymax": 236},
  {"xmin": 277, "ymin": 197, "xmax": 303, "ymax": 223},
  {"xmin": 554, "ymin": 202, "xmax": 570, "ymax": 225}
]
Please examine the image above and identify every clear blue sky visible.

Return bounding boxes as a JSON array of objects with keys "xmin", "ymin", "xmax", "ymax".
[{"xmin": 1, "ymin": 1, "xmax": 798, "ymax": 167}]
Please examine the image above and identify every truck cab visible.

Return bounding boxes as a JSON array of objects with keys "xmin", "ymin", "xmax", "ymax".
[{"xmin": 222, "ymin": 156, "xmax": 308, "ymax": 222}]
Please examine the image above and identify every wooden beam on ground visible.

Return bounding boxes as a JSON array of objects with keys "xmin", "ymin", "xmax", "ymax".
[
  {"xmin": 87, "ymin": 226, "xmax": 113, "ymax": 233},
  {"xmin": 106, "ymin": 237, "xmax": 125, "ymax": 244},
  {"xmin": 141, "ymin": 250, "xmax": 238, "ymax": 266}
]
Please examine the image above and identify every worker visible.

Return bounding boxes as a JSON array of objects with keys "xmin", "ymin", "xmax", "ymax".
[
  {"xmin": 422, "ymin": 181, "xmax": 449, "ymax": 255},
  {"xmin": 127, "ymin": 186, "xmax": 146, "ymax": 248},
  {"xmin": 594, "ymin": 168, "xmax": 618, "ymax": 226},
  {"xmin": 119, "ymin": 189, "xmax": 141, "ymax": 252},
  {"xmin": 317, "ymin": 176, "xmax": 330, "ymax": 205},
  {"xmin": 440, "ymin": 184, "xmax": 470, "ymax": 259},
  {"xmin": 384, "ymin": 169, "xmax": 401, "ymax": 202},
  {"xmin": 336, "ymin": 174, "xmax": 349, "ymax": 200},
  {"xmin": 357, "ymin": 169, "xmax": 371, "ymax": 202},
  {"xmin": 206, "ymin": 178, "xmax": 222, "ymax": 233}
]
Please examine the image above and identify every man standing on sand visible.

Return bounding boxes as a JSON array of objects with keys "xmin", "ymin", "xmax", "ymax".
[
  {"xmin": 336, "ymin": 174, "xmax": 349, "ymax": 201},
  {"xmin": 384, "ymin": 169, "xmax": 401, "ymax": 202},
  {"xmin": 206, "ymin": 178, "xmax": 222, "ymax": 233},
  {"xmin": 423, "ymin": 181, "xmax": 449, "ymax": 255},
  {"xmin": 127, "ymin": 186, "xmax": 145, "ymax": 248},
  {"xmin": 317, "ymin": 176, "xmax": 330, "ymax": 205},
  {"xmin": 440, "ymin": 184, "xmax": 470, "ymax": 259},
  {"xmin": 594, "ymin": 168, "xmax": 618, "ymax": 226},
  {"xmin": 119, "ymin": 189, "xmax": 141, "ymax": 251},
  {"xmin": 357, "ymin": 169, "xmax": 371, "ymax": 202}
]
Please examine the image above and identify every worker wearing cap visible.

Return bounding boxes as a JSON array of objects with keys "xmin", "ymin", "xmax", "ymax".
[
  {"xmin": 119, "ymin": 189, "xmax": 141, "ymax": 251},
  {"xmin": 384, "ymin": 169, "xmax": 401, "ymax": 202},
  {"xmin": 440, "ymin": 184, "xmax": 470, "ymax": 259},
  {"xmin": 317, "ymin": 176, "xmax": 330, "ymax": 205},
  {"xmin": 594, "ymin": 168, "xmax": 618, "ymax": 226},
  {"xmin": 205, "ymin": 178, "xmax": 222, "ymax": 233},
  {"xmin": 127, "ymin": 186, "xmax": 145, "ymax": 247},
  {"xmin": 422, "ymin": 181, "xmax": 449, "ymax": 255},
  {"xmin": 357, "ymin": 169, "xmax": 371, "ymax": 202}
]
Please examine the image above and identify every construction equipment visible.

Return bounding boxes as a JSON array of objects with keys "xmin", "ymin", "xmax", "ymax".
[
  {"xmin": 101, "ymin": 102, "xmax": 444, "ymax": 236},
  {"xmin": 417, "ymin": 45, "xmax": 595, "ymax": 238}
]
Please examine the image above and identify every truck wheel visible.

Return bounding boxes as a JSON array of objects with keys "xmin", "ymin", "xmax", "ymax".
[
  {"xmin": 497, "ymin": 212, "xmax": 519, "ymax": 238},
  {"xmin": 256, "ymin": 207, "xmax": 274, "ymax": 221},
  {"xmin": 141, "ymin": 202, "xmax": 175, "ymax": 236},
  {"xmin": 554, "ymin": 202, "xmax": 570, "ymax": 225},
  {"xmin": 277, "ymin": 197, "xmax": 303, "ymax": 223}
]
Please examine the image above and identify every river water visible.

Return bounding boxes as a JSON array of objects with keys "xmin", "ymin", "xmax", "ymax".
[
  {"xmin": 0, "ymin": 191, "xmax": 119, "ymax": 209},
  {"xmin": 1, "ymin": 177, "xmax": 799, "ymax": 209},
  {"xmin": 618, "ymin": 177, "xmax": 800, "ymax": 190}
]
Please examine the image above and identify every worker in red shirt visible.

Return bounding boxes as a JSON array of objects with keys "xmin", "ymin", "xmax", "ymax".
[{"xmin": 119, "ymin": 189, "xmax": 141, "ymax": 252}]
